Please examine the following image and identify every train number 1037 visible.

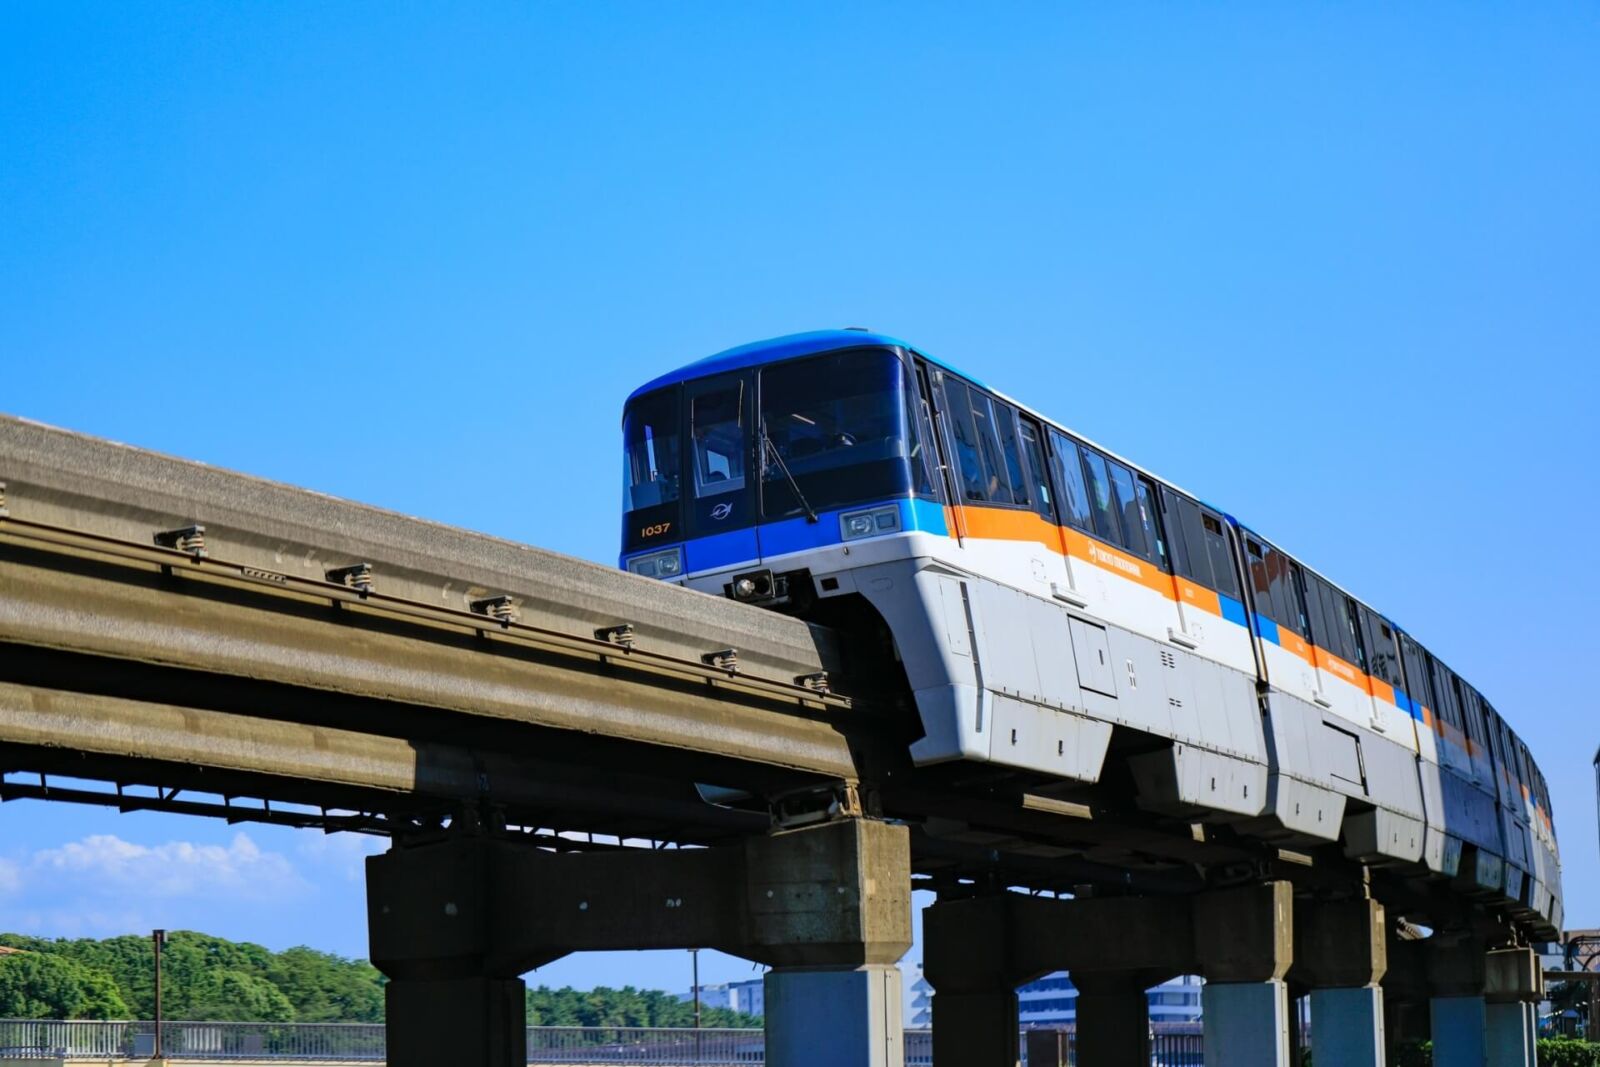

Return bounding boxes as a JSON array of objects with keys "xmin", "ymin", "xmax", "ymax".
[{"xmin": 639, "ymin": 522, "xmax": 673, "ymax": 539}]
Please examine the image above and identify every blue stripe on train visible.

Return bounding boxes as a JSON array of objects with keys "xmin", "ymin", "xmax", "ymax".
[
  {"xmin": 1218, "ymin": 594, "xmax": 1248, "ymax": 627},
  {"xmin": 669, "ymin": 496, "xmax": 949, "ymax": 575},
  {"xmin": 1254, "ymin": 614, "xmax": 1281, "ymax": 645}
]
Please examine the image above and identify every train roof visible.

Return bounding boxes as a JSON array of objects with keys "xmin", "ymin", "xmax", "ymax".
[{"xmin": 626, "ymin": 329, "xmax": 990, "ymax": 403}]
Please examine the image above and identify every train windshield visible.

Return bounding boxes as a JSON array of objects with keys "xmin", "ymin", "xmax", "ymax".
[
  {"xmin": 622, "ymin": 347, "xmax": 932, "ymax": 554},
  {"xmin": 759, "ymin": 348, "xmax": 931, "ymax": 520},
  {"xmin": 621, "ymin": 386, "xmax": 682, "ymax": 545}
]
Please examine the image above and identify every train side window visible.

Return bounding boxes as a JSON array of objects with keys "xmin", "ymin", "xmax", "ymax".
[
  {"xmin": 1341, "ymin": 595, "xmax": 1368, "ymax": 672},
  {"xmin": 939, "ymin": 378, "xmax": 987, "ymax": 503},
  {"xmin": 1080, "ymin": 449, "xmax": 1124, "ymax": 546},
  {"xmin": 909, "ymin": 365, "xmax": 943, "ymax": 501},
  {"xmin": 968, "ymin": 391, "xmax": 1018, "ymax": 506},
  {"xmin": 1202, "ymin": 512, "xmax": 1241, "ymax": 599},
  {"xmin": 1303, "ymin": 574, "xmax": 1328, "ymax": 650},
  {"xmin": 1018, "ymin": 419, "xmax": 1056, "ymax": 524},
  {"xmin": 992, "ymin": 401, "xmax": 1031, "ymax": 507},
  {"xmin": 690, "ymin": 383, "xmax": 746, "ymax": 498},
  {"xmin": 1282, "ymin": 559, "xmax": 1311, "ymax": 639},
  {"xmin": 1247, "ymin": 540, "xmax": 1308, "ymax": 636},
  {"xmin": 1429, "ymin": 657, "xmax": 1462, "ymax": 733},
  {"xmin": 1400, "ymin": 635, "xmax": 1433, "ymax": 711},
  {"xmin": 1362, "ymin": 609, "xmax": 1401, "ymax": 687},
  {"xmin": 1047, "ymin": 430, "xmax": 1092, "ymax": 530},
  {"xmin": 1137, "ymin": 479, "xmax": 1169, "ymax": 570},
  {"xmin": 1458, "ymin": 680, "xmax": 1487, "ymax": 751},
  {"xmin": 1107, "ymin": 460, "xmax": 1153, "ymax": 561},
  {"xmin": 1161, "ymin": 489, "xmax": 1195, "ymax": 580}
]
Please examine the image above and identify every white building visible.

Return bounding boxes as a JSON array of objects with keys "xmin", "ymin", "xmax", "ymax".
[
  {"xmin": 680, "ymin": 976, "xmax": 766, "ymax": 1018},
  {"xmin": 908, "ymin": 968, "xmax": 1203, "ymax": 1029}
]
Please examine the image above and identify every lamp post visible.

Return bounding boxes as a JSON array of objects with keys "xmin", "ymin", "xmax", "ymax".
[
  {"xmin": 152, "ymin": 929, "xmax": 165, "ymax": 1059},
  {"xmin": 691, "ymin": 948, "xmax": 702, "ymax": 1064}
]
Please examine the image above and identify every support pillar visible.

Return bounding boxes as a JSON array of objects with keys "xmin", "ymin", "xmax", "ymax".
[
  {"xmin": 923, "ymin": 890, "xmax": 1196, "ymax": 1067},
  {"xmin": 384, "ymin": 976, "xmax": 526, "ymax": 1067},
  {"xmin": 1196, "ymin": 882, "xmax": 1294, "ymax": 1067},
  {"xmin": 1074, "ymin": 973, "xmax": 1152, "ymax": 1066},
  {"xmin": 1484, "ymin": 947, "xmax": 1542, "ymax": 1067},
  {"xmin": 368, "ymin": 818, "xmax": 912, "ymax": 1067},
  {"xmin": 766, "ymin": 966, "xmax": 903, "ymax": 1067},
  {"xmin": 1311, "ymin": 988, "xmax": 1385, "ymax": 1067},
  {"xmin": 1427, "ymin": 934, "xmax": 1488, "ymax": 1067},
  {"xmin": 924, "ymin": 895, "xmax": 1030, "ymax": 1067},
  {"xmin": 930, "ymin": 990, "xmax": 1019, "ymax": 1067},
  {"xmin": 1485, "ymin": 1002, "xmax": 1534, "ymax": 1067},
  {"xmin": 1384, "ymin": 933, "xmax": 1431, "ymax": 1062},
  {"xmin": 1432, "ymin": 996, "xmax": 1488, "ymax": 1067},
  {"xmin": 1293, "ymin": 899, "xmax": 1388, "ymax": 1067},
  {"xmin": 1023, "ymin": 1029, "xmax": 1067, "ymax": 1067}
]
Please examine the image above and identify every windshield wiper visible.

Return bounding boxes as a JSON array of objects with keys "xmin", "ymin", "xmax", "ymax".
[{"xmin": 760, "ymin": 421, "xmax": 818, "ymax": 524}]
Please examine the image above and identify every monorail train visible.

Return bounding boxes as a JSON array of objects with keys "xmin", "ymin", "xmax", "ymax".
[{"xmin": 619, "ymin": 329, "xmax": 1562, "ymax": 937}]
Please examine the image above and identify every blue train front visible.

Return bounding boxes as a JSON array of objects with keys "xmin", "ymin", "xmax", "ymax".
[
  {"xmin": 620, "ymin": 328, "xmax": 1562, "ymax": 943},
  {"xmin": 621, "ymin": 329, "xmax": 947, "ymax": 605}
]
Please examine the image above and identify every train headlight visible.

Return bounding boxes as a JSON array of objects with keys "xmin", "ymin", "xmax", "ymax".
[
  {"xmin": 627, "ymin": 547, "xmax": 684, "ymax": 579},
  {"xmin": 840, "ymin": 505, "xmax": 901, "ymax": 542}
]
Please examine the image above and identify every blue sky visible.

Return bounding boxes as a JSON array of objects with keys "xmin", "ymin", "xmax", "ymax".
[{"xmin": 2, "ymin": 3, "xmax": 1597, "ymax": 1001}]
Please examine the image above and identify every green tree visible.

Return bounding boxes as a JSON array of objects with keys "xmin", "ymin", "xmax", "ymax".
[
  {"xmin": 188, "ymin": 970, "xmax": 296, "ymax": 1022},
  {"xmin": 0, "ymin": 953, "xmax": 129, "ymax": 1019},
  {"xmin": 267, "ymin": 946, "xmax": 385, "ymax": 1022}
]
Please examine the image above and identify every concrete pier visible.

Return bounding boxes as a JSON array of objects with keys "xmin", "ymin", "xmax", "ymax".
[
  {"xmin": 1427, "ymin": 934, "xmax": 1490, "ymax": 1067},
  {"xmin": 1293, "ymin": 899, "xmax": 1387, "ymax": 1067},
  {"xmin": 923, "ymin": 881, "xmax": 1294, "ymax": 1067},
  {"xmin": 367, "ymin": 818, "xmax": 912, "ymax": 1067},
  {"xmin": 1485, "ymin": 947, "xmax": 1543, "ymax": 1067},
  {"xmin": 1195, "ymin": 884, "xmax": 1293, "ymax": 1067},
  {"xmin": 1073, "ymin": 974, "xmax": 1153, "ymax": 1066}
]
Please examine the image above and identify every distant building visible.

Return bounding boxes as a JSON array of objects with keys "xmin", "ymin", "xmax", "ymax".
[
  {"xmin": 679, "ymin": 976, "xmax": 765, "ymax": 1018},
  {"xmin": 908, "ymin": 967, "xmax": 1203, "ymax": 1029}
]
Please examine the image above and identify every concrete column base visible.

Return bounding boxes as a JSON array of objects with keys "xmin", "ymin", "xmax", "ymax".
[
  {"xmin": 930, "ymin": 989, "xmax": 1019, "ymax": 1067},
  {"xmin": 1485, "ymin": 1000, "xmax": 1535, "ymax": 1067},
  {"xmin": 1075, "ymin": 975, "xmax": 1152, "ymax": 1066},
  {"xmin": 1023, "ymin": 1029, "xmax": 1067, "ymax": 1067},
  {"xmin": 1310, "ymin": 986, "xmax": 1384, "ymax": 1067},
  {"xmin": 1431, "ymin": 995, "xmax": 1487, "ymax": 1067},
  {"xmin": 1203, "ymin": 980, "xmax": 1290, "ymax": 1067},
  {"xmin": 765, "ymin": 965, "xmax": 903, "ymax": 1067},
  {"xmin": 385, "ymin": 975, "xmax": 527, "ymax": 1067}
]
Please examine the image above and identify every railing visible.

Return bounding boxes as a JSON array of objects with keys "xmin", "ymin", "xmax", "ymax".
[
  {"xmin": 526, "ymin": 1027, "xmax": 764, "ymax": 1064},
  {"xmin": 0, "ymin": 1020, "xmax": 386, "ymax": 1061},
  {"xmin": 0, "ymin": 1020, "xmax": 1209, "ymax": 1063}
]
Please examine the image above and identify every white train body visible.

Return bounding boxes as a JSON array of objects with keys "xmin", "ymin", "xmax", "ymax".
[{"xmin": 620, "ymin": 331, "xmax": 1561, "ymax": 937}]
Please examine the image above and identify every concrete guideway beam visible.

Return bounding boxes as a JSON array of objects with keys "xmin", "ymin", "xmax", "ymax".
[
  {"xmin": 0, "ymin": 538, "xmax": 861, "ymax": 783},
  {"xmin": 922, "ymin": 882, "xmax": 1294, "ymax": 1067},
  {"xmin": 0, "ymin": 412, "xmax": 843, "ymax": 686},
  {"xmin": 367, "ymin": 818, "xmax": 911, "ymax": 1067}
]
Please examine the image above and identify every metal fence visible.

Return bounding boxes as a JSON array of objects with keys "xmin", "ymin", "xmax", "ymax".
[
  {"xmin": 0, "ymin": 1020, "xmax": 1207, "ymax": 1063},
  {"xmin": 526, "ymin": 1027, "xmax": 764, "ymax": 1064}
]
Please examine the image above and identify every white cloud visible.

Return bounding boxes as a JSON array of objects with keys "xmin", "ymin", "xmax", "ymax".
[
  {"xmin": 20, "ymin": 831, "xmax": 308, "ymax": 901},
  {"xmin": 297, "ymin": 832, "xmax": 386, "ymax": 883}
]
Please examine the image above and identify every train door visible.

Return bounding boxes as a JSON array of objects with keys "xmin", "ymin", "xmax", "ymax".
[
  {"xmin": 921, "ymin": 364, "xmax": 966, "ymax": 543},
  {"xmin": 682, "ymin": 371, "xmax": 759, "ymax": 569},
  {"xmin": 1016, "ymin": 414, "xmax": 1071, "ymax": 592},
  {"xmin": 914, "ymin": 361, "xmax": 963, "ymax": 543}
]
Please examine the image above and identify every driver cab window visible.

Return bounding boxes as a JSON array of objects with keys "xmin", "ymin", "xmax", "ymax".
[{"xmin": 692, "ymin": 385, "xmax": 745, "ymax": 498}]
